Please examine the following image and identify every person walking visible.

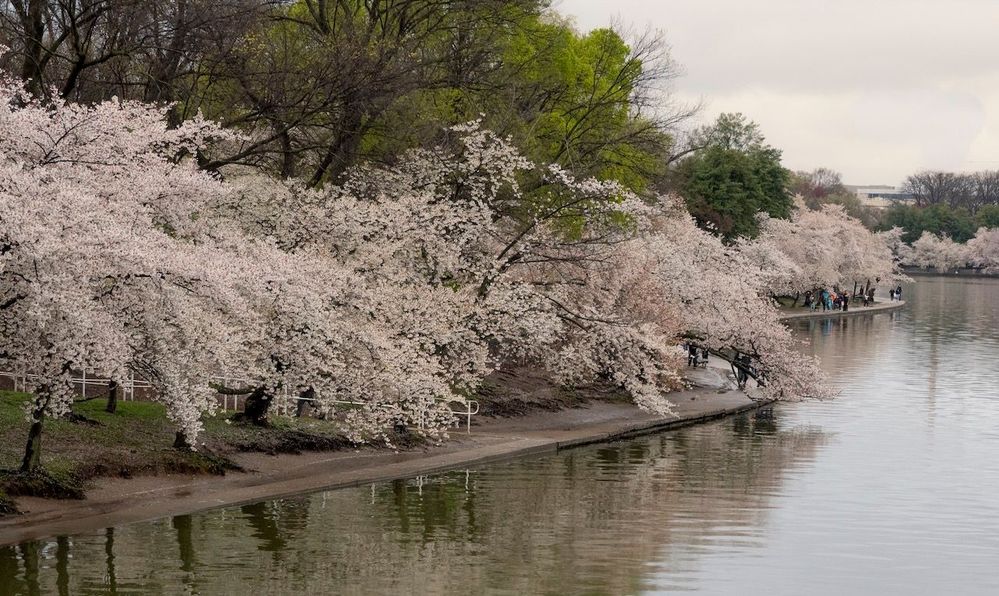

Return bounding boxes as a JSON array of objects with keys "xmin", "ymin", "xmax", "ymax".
[
  {"xmin": 868, "ymin": 287, "xmax": 875, "ymax": 305},
  {"xmin": 889, "ymin": 287, "xmax": 895, "ymax": 301},
  {"xmin": 736, "ymin": 354, "xmax": 750, "ymax": 389},
  {"xmin": 843, "ymin": 292, "xmax": 849, "ymax": 312},
  {"xmin": 896, "ymin": 285, "xmax": 903, "ymax": 301}
]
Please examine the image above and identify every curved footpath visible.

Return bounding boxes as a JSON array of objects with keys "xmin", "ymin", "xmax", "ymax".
[
  {"xmin": 779, "ymin": 300, "xmax": 905, "ymax": 322},
  {"xmin": 0, "ymin": 363, "xmax": 766, "ymax": 547}
]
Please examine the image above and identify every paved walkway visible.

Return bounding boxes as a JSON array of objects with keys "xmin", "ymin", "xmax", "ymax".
[
  {"xmin": 779, "ymin": 300, "xmax": 905, "ymax": 322},
  {"xmin": 0, "ymin": 361, "xmax": 766, "ymax": 546}
]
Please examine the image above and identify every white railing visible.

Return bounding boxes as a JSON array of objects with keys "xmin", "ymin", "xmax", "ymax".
[
  {"xmin": 2, "ymin": 370, "xmax": 153, "ymax": 402},
  {"xmin": 0, "ymin": 370, "xmax": 479, "ymax": 433}
]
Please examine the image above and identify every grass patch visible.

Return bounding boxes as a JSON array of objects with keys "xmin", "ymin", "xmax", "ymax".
[{"xmin": 0, "ymin": 391, "xmax": 361, "ymax": 505}]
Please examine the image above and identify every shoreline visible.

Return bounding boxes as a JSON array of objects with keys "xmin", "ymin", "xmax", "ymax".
[
  {"xmin": 903, "ymin": 268, "xmax": 999, "ymax": 279},
  {"xmin": 0, "ymin": 374, "xmax": 766, "ymax": 547},
  {"xmin": 0, "ymin": 294, "xmax": 913, "ymax": 547},
  {"xmin": 779, "ymin": 300, "xmax": 905, "ymax": 322}
]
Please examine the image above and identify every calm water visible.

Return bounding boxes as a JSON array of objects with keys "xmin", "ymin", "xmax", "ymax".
[{"xmin": 3, "ymin": 276, "xmax": 999, "ymax": 595}]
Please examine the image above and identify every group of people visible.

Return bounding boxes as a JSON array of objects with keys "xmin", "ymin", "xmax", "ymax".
[
  {"xmin": 804, "ymin": 288, "xmax": 851, "ymax": 311},
  {"xmin": 803, "ymin": 284, "xmax": 903, "ymax": 311},
  {"xmin": 685, "ymin": 343, "xmax": 710, "ymax": 368}
]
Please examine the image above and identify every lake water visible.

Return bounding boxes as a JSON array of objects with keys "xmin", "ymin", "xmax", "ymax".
[{"xmin": 2, "ymin": 275, "xmax": 998, "ymax": 595}]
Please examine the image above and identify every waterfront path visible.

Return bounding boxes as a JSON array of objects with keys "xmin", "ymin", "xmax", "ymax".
[
  {"xmin": 0, "ymin": 362, "xmax": 764, "ymax": 546},
  {"xmin": 779, "ymin": 300, "xmax": 905, "ymax": 322}
]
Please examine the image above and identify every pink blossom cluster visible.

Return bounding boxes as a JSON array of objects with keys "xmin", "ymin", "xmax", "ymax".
[
  {"xmin": 753, "ymin": 204, "xmax": 904, "ymax": 294},
  {"xmin": 900, "ymin": 227, "xmax": 999, "ymax": 273}
]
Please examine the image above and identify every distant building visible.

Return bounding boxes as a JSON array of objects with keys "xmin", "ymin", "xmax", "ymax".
[{"xmin": 845, "ymin": 185, "xmax": 916, "ymax": 208}]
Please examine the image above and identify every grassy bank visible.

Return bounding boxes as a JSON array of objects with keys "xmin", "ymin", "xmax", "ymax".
[{"xmin": 0, "ymin": 391, "xmax": 362, "ymax": 510}]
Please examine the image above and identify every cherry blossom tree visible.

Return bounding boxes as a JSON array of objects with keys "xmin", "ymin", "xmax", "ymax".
[
  {"xmin": 899, "ymin": 231, "xmax": 969, "ymax": 272},
  {"xmin": 0, "ymin": 79, "xmax": 262, "ymax": 468},
  {"xmin": 964, "ymin": 227, "xmax": 999, "ymax": 272},
  {"xmin": 219, "ymin": 121, "xmax": 837, "ymax": 431},
  {"xmin": 1, "ymin": 84, "xmax": 838, "ymax": 474},
  {"xmin": 755, "ymin": 204, "xmax": 902, "ymax": 298},
  {"xmin": 634, "ymin": 198, "xmax": 831, "ymax": 400}
]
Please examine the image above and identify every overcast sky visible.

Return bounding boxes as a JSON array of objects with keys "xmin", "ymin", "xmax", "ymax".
[{"xmin": 558, "ymin": 0, "xmax": 999, "ymax": 185}]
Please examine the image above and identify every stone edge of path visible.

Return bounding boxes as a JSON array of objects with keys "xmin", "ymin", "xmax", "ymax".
[
  {"xmin": 779, "ymin": 300, "xmax": 905, "ymax": 322},
  {"xmin": 0, "ymin": 395, "xmax": 771, "ymax": 547}
]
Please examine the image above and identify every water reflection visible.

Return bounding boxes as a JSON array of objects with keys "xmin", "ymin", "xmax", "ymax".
[{"xmin": 0, "ymin": 408, "xmax": 825, "ymax": 595}]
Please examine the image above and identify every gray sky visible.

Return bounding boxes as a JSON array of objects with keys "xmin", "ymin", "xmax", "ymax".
[{"xmin": 558, "ymin": 0, "xmax": 999, "ymax": 185}]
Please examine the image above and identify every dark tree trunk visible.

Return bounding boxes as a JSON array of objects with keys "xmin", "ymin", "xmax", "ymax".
[
  {"xmin": 242, "ymin": 386, "xmax": 272, "ymax": 426},
  {"xmin": 18, "ymin": 0, "xmax": 47, "ymax": 97},
  {"xmin": 60, "ymin": 55, "xmax": 88, "ymax": 100},
  {"xmin": 173, "ymin": 431, "xmax": 192, "ymax": 451},
  {"xmin": 143, "ymin": 0, "xmax": 188, "ymax": 108},
  {"xmin": 308, "ymin": 104, "xmax": 366, "ymax": 187},
  {"xmin": 105, "ymin": 380, "xmax": 119, "ymax": 414},
  {"xmin": 279, "ymin": 129, "xmax": 296, "ymax": 178},
  {"xmin": 20, "ymin": 417, "xmax": 43, "ymax": 473},
  {"xmin": 296, "ymin": 387, "xmax": 314, "ymax": 418}
]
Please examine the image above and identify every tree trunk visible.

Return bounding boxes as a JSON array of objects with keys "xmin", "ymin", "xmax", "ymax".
[
  {"xmin": 19, "ymin": 0, "xmax": 47, "ymax": 97},
  {"xmin": 279, "ymin": 129, "xmax": 296, "ymax": 179},
  {"xmin": 105, "ymin": 379, "xmax": 119, "ymax": 414},
  {"xmin": 173, "ymin": 431, "xmax": 192, "ymax": 451},
  {"xmin": 308, "ymin": 104, "xmax": 366, "ymax": 187},
  {"xmin": 20, "ymin": 417, "xmax": 44, "ymax": 473},
  {"xmin": 242, "ymin": 386, "xmax": 272, "ymax": 426},
  {"xmin": 296, "ymin": 387, "xmax": 314, "ymax": 418}
]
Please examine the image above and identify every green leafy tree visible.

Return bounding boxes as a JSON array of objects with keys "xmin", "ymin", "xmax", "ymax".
[
  {"xmin": 372, "ymin": 15, "xmax": 685, "ymax": 193},
  {"xmin": 671, "ymin": 113, "xmax": 791, "ymax": 239},
  {"xmin": 975, "ymin": 204, "xmax": 999, "ymax": 229},
  {"xmin": 879, "ymin": 204, "xmax": 977, "ymax": 243}
]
